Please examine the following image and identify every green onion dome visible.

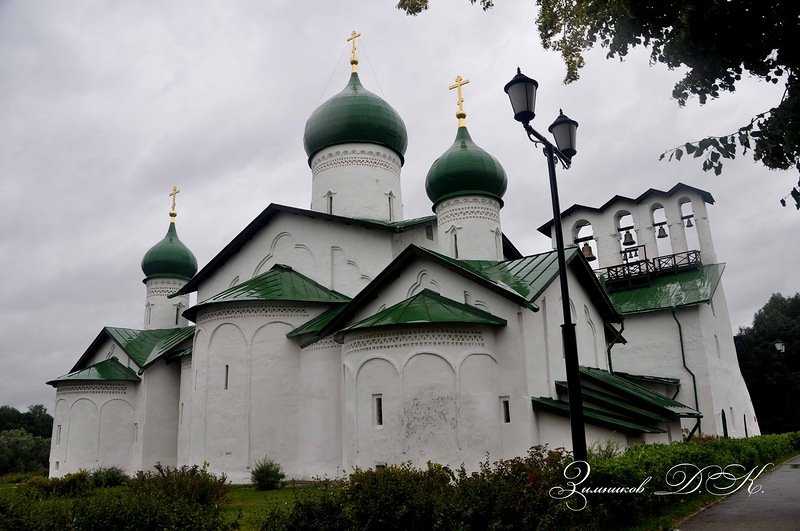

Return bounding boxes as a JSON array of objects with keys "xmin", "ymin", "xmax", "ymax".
[
  {"xmin": 303, "ymin": 73, "xmax": 408, "ymax": 165},
  {"xmin": 141, "ymin": 221, "xmax": 198, "ymax": 281},
  {"xmin": 425, "ymin": 126, "xmax": 508, "ymax": 208}
]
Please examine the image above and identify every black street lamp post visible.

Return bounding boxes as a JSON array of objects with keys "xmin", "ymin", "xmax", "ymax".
[{"xmin": 504, "ymin": 67, "xmax": 587, "ymax": 461}]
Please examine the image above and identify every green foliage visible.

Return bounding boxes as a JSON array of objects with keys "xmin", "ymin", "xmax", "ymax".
[
  {"xmin": 0, "ymin": 429, "xmax": 50, "ymax": 475},
  {"xmin": 129, "ymin": 463, "xmax": 229, "ymax": 506},
  {"xmin": 0, "ymin": 464, "xmax": 234, "ymax": 531},
  {"xmin": 0, "ymin": 405, "xmax": 53, "ymax": 438},
  {"xmin": 396, "ymin": 0, "xmax": 492, "ymax": 16},
  {"xmin": 533, "ymin": 0, "xmax": 800, "ymax": 205},
  {"xmin": 251, "ymin": 457, "xmax": 286, "ymax": 491},
  {"xmin": 262, "ymin": 433, "xmax": 800, "ymax": 530},
  {"xmin": 736, "ymin": 293, "xmax": 800, "ymax": 433}
]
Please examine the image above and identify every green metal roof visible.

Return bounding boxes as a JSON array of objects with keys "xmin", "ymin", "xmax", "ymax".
[
  {"xmin": 287, "ymin": 305, "xmax": 347, "ymax": 344},
  {"xmin": 334, "ymin": 289, "xmax": 506, "ymax": 341},
  {"xmin": 458, "ymin": 247, "xmax": 620, "ymax": 322},
  {"xmin": 141, "ymin": 222, "xmax": 198, "ymax": 281},
  {"xmin": 426, "ymin": 126, "xmax": 507, "ymax": 207},
  {"xmin": 613, "ymin": 371, "xmax": 681, "ymax": 387},
  {"xmin": 303, "ymin": 72, "xmax": 408, "ymax": 164},
  {"xmin": 580, "ymin": 366, "xmax": 700, "ymax": 417},
  {"xmin": 142, "ymin": 326, "xmax": 195, "ymax": 367},
  {"xmin": 103, "ymin": 326, "xmax": 194, "ymax": 368},
  {"xmin": 532, "ymin": 397, "xmax": 665, "ymax": 434},
  {"xmin": 184, "ymin": 264, "xmax": 350, "ymax": 321},
  {"xmin": 48, "ymin": 357, "xmax": 140, "ymax": 386},
  {"xmin": 606, "ymin": 263, "xmax": 725, "ymax": 315}
]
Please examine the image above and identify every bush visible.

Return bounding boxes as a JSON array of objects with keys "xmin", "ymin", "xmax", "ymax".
[
  {"xmin": 263, "ymin": 432, "xmax": 800, "ymax": 531},
  {"xmin": 252, "ymin": 457, "xmax": 286, "ymax": 491},
  {"xmin": 0, "ymin": 429, "xmax": 50, "ymax": 475},
  {"xmin": 129, "ymin": 463, "xmax": 229, "ymax": 506},
  {"xmin": 89, "ymin": 467, "xmax": 127, "ymax": 488}
]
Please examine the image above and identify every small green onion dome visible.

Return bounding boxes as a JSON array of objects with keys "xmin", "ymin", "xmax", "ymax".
[
  {"xmin": 303, "ymin": 73, "xmax": 408, "ymax": 165},
  {"xmin": 425, "ymin": 126, "xmax": 508, "ymax": 208},
  {"xmin": 141, "ymin": 221, "xmax": 198, "ymax": 281}
]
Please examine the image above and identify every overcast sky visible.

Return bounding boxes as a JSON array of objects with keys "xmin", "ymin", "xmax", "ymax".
[{"xmin": 1, "ymin": 1, "xmax": 797, "ymax": 410}]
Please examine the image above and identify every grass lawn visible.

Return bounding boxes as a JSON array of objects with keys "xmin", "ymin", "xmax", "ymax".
[{"xmin": 224, "ymin": 484, "xmax": 318, "ymax": 530}]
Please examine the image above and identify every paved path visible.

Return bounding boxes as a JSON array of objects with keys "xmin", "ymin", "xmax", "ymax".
[{"xmin": 680, "ymin": 454, "xmax": 800, "ymax": 530}]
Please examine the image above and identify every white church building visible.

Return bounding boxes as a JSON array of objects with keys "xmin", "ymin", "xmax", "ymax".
[{"xmin": 46, "ymin": 36, "xmax": 759, "ymax": 482}]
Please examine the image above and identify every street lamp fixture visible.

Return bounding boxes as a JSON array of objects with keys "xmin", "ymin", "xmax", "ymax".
[{"xmin": 504, "ymin": 66, "xmax": 587, "ymax": 461}]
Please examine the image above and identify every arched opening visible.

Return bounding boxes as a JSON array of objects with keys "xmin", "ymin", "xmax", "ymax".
[
  {"xmin": 651, "ymin": 204, "xmax": 673, "ymax": 257},
  {"xmin": 615, "ymin": 211, "xmax": 640, "ymax": 263},
  {"xmin": 680, "ymin": 199, "xmax": 700, "ymax": 251},
  {"xmin": 572, "ymin": 219, "xmax": 598, "ymax": 269}
]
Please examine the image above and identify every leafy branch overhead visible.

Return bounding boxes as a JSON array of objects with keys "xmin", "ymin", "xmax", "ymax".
[{"xmin": 398, "ymin": 0, "xmax": 800, "ymax": 208}]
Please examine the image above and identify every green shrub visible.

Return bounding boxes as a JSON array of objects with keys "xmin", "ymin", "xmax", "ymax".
[
  {"xmin": 262, "ymin": 432, "xmax": 800, "ymax": 531},
  {"xmin": 89, "ymin": 467, "xmax": 127, "ymax": 488},
  {"xmin": 0, "ymin": 471, "xmax": 43, "ymax": 484},
  {"xmin": 23, "ymin": 470, "xmax": 93, "ymax": 498},
  {"xmin": 129, "ymin": 463, "xmax": 229, "ymax": 506},
  {"xmin": 252, "ymin": 457, "xmax": 286, "ymax": 491}
]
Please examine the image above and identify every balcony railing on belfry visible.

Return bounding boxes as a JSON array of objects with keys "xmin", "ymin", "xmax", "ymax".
[{"xmin": 601, "ymin": 249, "xmax": 702, "ymax": 290}]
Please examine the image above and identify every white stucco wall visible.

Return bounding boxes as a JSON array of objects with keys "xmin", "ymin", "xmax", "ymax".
[
  {"xmin": 144, "ymin": 277, "xmax": 190, "ymax": 329},
  {"xmin": 197, "ymin": 213, "xmax": 396, "ymax": 302},
  {"xmin": 435, "ymin": 196, "xmax": 503, "ymax": 260},
  {"xmin": 187, "ymin": 301, "xmax": 329, "ymax": 482},
  {"xmin": 49, "ymin": 382, "xmax": 138, "ymax": 477},
  {"xmin": 310, "ymin": 143, "xmax": 403, "ymax": 221}
]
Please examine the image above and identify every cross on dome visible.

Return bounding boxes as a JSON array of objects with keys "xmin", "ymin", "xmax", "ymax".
[
  {"xmin": 449, "ymin": 75, "xmax": 470, "ymax": 127},
  {"xmin": 347, "ymin": 30, "xmax": 362, "ymax": 73},
  {"xmin": 169, "ymin": 185, "xmax": 180, "ymax": 221}
]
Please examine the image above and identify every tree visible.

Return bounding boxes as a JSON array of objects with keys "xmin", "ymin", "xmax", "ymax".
[
  {"xmin": 0, "ymin": 429, "xmax": 51, "ymax": 474},
  {"xmin": 735, "ymin": 293, "xmax": 800, "ymax": 434},
  {"xmin": 397, "ymin": 1, "xmax": 800, "ymax": 208},
  {"xmin": 0, "ymin": 404, "xmax": 53, "ymax": 438}
]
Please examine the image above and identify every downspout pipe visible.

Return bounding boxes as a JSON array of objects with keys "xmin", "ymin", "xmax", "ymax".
[{"xmin": 672, "ymin": 309, "xmax": 701, "ymax": 438}]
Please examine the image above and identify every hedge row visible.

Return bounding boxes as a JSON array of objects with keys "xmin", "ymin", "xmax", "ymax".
[
  {"xmin": 0, "ymin": 464, "xmax": 236, "ymax": 531},
  {"xmin": 263, "ymin": 432, "xmax": 800, "ymax": 531}
]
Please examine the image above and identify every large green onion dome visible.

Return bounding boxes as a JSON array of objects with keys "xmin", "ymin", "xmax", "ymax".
[
  {"xmin": 425, "ymin": 126, "xmax": 508, "ymax": 208},
  {"xmin": 141, "ymin": 221, "xmax": 197, "ymax": 281},
  {"xmin": 303, "ymin": 73, "xmax": 408, "ymax": 165}
]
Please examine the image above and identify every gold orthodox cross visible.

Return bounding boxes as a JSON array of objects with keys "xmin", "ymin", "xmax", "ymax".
[
  {"xmin": 169, "ymin": 185, "xmax": 180, "ymax": 219},
  {"xmin": 449, "ymin": 75, "xmax": 470, "ymax": 127},
  {"xmin": 347, "ymin": 30, "xmax": 361, "ymax": 72}
]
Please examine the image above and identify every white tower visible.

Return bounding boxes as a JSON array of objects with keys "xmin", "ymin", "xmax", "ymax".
[
  {"xmin": 303, "ymin": 32, "xmax": 408, "ymax": 221},
  {"xmin": 140, "ymin": 186, "xmax": 197, "ymax": 329},
  {"xmin": 425, "ymin": 76, "xmax": 508, "ymax": 261}
]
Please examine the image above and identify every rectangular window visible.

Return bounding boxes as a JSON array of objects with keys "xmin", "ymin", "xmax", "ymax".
[
  {"xmin": 374, "ymin": 394, "xmax": 383, "ymax": 427},
  {"xmin": 224, "ymin": 365, "xmax": 229, "ymax": 390},
  {"xmin": 56, "ymin": 424, "xmax": 62, "ymax": 445},
  {"xmin": 55, "ymin": 461, "xmax": 59, "ymax": 472},
  {"xmin": 453, "ymin": 232, "xmax": 459, "ymax": 258},
  {"xmin": 375, "ymin": 463, "xmax": 387, "ymax": 471},
  {"xmin": 327, "ymin": 195, "xmax": 333, "ymax": 214},
  {"xmin": 175, "ymin": 305, "xmax": 180, "ymax": 325},
  {"xmin": 425, "ymin": 225, "xmax": 434, "ymax": 240},
  {"xmin": 501, "ymin": 397, "xmax": 511, "ymax": 423},
  {"xmin": 133, "ymin": 422, "xmax": 139, "ymax": 443},
  {"xmin": 387, "ymin": 195, "xmax": 394, "ymax": 221}
]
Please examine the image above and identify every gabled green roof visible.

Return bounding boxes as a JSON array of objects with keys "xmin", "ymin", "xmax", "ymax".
[
  {"xmin": 580, "ymin": 366, "xmax": 700, "ymax": 417},
  {"xmin": 287, "ymin": 305, "xmax": 347, "ymax": 344},
  {"xmin": 334, "ymin": 289, "xmax": 506, "ymax": 341},
  {"xmin": 184, "ymin": 264, "xmax": 350, "ymax": 322},
  {"xmin": 68, "ymin": 326, "xmax": 194, "ymax": 373},
  {"xmin": 532, "ymin": 397, "xmax": 665, "ymax": 434},
  {"xmin": 459, "ymin": 247, "xmax": 621, "ymax": 322},
  {"xmin": 48, "ymin": 357, "xmax": 140, "ymax": 386},
  {"xmin": 605, "ymin": 263, "xmax": 725, "ymax": 315},
  {"xmin": 613, "ymin": 371, "xmax": 681, "ymax": 387},
  {"xmin": 142, "ymin": 326, "xmax": 195, "ymax": 367}
]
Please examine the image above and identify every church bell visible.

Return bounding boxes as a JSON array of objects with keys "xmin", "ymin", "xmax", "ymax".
[
  {"xmin": 657, "ymin": 225, "xmax": 668, "ymax": 239},
  {"xmin": 581, "ymin": 242, "xmax": 596, "ymax": 262},
  {"xmin": 685, "ymin": 217, "xmax": 694, "ymax": 228},
  {"xmin": 622, "ymin": 230, "xmax": 635, "ymax": 246}
]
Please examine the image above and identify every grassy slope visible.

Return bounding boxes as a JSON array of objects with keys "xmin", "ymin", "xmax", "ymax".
[{"xmin": 224, "ymin": 485, "xmax": 315, "ymax": 530}]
